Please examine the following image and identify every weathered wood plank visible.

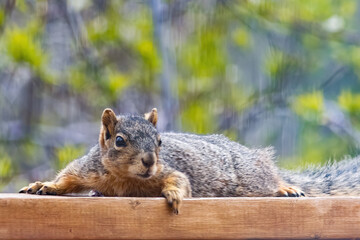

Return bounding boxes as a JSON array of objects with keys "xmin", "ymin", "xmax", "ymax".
[{"xmin": 0, "ymin": 193, "xmax": 360, "ymax": 239}]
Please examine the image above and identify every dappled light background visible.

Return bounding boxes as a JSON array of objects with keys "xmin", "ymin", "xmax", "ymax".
[{"xmin": 1, "ymin": 0, "xmax": 360, "ymax": 192}]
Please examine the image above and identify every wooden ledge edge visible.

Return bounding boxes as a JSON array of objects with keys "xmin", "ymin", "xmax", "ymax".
[{"xmin": 1, "ymin": 193, "xmax": 360, "ymax": 239}]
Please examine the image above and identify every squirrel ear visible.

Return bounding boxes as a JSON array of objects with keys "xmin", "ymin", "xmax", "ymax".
[
  {"xmin": 99, "ymin": 108, "xmax": 118, "ymax": 149},
  {"xmin": 144, "ymin": 108, "xmax": 158, "ymax": 127}
]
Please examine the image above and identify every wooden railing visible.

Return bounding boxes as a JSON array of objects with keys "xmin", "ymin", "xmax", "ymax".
[{"xmin": 0, "ymin": 193, "xmax": 359, "ymax": 239}]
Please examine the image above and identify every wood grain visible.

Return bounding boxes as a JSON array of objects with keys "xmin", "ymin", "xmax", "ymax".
[{"xmin": 1, "ymin": 193, "xmax": 360, "ymax": 239}]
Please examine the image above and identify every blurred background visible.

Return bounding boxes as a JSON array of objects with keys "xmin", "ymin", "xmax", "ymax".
[{"xmin": 1, "ymin": 0, "xmax": 360, "ymax": 192}]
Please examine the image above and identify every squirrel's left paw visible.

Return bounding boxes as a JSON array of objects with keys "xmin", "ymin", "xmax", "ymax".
[
  {"xmin": 277, "ymin": 185, "xmax": 305, "ymax": 197},
  {"xmin": 19, "ymin": 181, "xmax": 58, "ymax": 195},
  {"xmin": 19, "ymin": 181, "xmax": 43, "ymax": 194},
  {"xmin": 162, "ymin": 189, "xmax": 183, "ymax": 215}
]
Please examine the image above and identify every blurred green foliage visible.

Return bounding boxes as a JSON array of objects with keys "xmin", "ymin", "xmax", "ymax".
[
  {"xmin": 292, "ymin": 92, "xmax": 324, "ymax": 123},
  {"xmin": 339, "ymin": 90, "xmax": 360, "ymax": 114},
  {"xmin": 6, "ymin": 27, "xmax": 44, "ymax": 68},
  {"xmin": 0, "ymin": 147, "xmax": 14, "ymax": 188},
  {"xmin": 0, "ymin": 10, "xmax": 4, "ymax": 28},
  {"xmin": 55, "ymin": 145, "xmax": 85, "ymax": 170},
  {"xmin": 1, "ymin": 0, "xmax": 360, "ymax": 191}
]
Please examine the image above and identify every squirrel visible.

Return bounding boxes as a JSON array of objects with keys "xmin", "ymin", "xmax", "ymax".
[{"xmin": 19, "ymin": 108, "xmax": 360, "ymax": 214}]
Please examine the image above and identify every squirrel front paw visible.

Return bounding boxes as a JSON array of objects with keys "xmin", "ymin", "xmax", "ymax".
[
  {"xmin": 277, "ymin": 185, "xmax": 305, "ymax": 197},
  {"xmin": 19, "ymin": 181, "xmax": 58, "ymax": 195},
  {"xmin": 162, "ymin": 189, "xmax": 183, "ymax": 215}
]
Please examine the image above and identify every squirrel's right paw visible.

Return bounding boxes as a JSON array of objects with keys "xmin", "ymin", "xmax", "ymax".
[
  {"xmin": 19, "ymin": 181, "xmax": 58, "ymax": 195},
  {"xmin": 162, "ymin": 189, "xmax": 183, "ymax": 215},
  {"xmin": 19, "ymin": 181, "xmax": 43, "ymax": 194}
]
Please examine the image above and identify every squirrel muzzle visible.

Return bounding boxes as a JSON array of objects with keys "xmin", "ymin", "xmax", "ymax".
[{"xmin": 131, "ymin": 151, "xmax": 158, "ymax": 179}]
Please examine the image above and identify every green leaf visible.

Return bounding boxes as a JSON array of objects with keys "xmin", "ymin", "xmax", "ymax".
[
  {"xmin": 5, "ymin": 27, "xmax": 45, "ymax": 68},
  {"xmin": 0, "ymin": 10, "xmax": 4, "ymax": 28},
  {"xmin": 55, "ymin": 145, "xmax": 85, "ymax": 170},
  {"xmin": 232, "ymin": 28, "xmax": 251, "ymax": 48},
  {"xmin": 181, "ymin": 103, "xmax": 216, "ymax": 134},
  {"xmin": 0, "ymin": 148, "xmax": 13, "ymax": 180},
  {"xmin": 338, "ymin": 90, "xmax": 360, "ymax": 113},
  {"xmin": 292, "ymin": 91, "xmax": 324, "ymax": 122},
  {"xmin": 107, "ymin": 71, "xmax": 130, "ymax": 98}
]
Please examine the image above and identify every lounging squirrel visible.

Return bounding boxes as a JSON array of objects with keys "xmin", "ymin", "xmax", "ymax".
[{"xmin": 20, "ymin": 108, "xmax": 360, "ymax": 214}]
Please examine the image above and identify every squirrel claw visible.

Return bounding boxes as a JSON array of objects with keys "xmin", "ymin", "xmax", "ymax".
[
  {"xmin": 277, "ymin": 185, "xmax": 304, "ymax": 197},
  {"xmin": 170, "ymin": 200, "xmax": 180, "ymax": 215},
  {"xmin": 162, "ymin": 189, "xmax": 182, "ymax": 215}
]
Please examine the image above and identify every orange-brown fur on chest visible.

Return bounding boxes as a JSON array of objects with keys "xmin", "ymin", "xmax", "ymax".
[{"xmin": 90, "ymin": 154, "xmax": 164, "ymax": 196}]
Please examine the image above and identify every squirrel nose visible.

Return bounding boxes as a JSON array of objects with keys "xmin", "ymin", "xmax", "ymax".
[{"xmin": 141, "ymin": 153, "xmax": 155, "ymax": 168}]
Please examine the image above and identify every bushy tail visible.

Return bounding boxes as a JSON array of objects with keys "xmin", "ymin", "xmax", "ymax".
[{"xmin": 280, "ymin": 156, "xmax": 360, "ymax": 196}]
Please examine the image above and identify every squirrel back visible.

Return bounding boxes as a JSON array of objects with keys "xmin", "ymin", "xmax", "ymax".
[{"xmin": 160, "ymin": 132, "xmax": 282, "ymax": 197}]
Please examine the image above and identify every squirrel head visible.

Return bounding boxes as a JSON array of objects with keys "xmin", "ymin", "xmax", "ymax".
[{"xmin": 99, "ymin": 108, "xmax": 162, "ymax": 179}]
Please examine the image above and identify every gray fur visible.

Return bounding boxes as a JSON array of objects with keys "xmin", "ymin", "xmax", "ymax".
[
  {"xmin": 159, "ymin": 133, "xmax": 281, "ymax": 197},
  {"xmin": 281, "ymin": 156, "xmax": 360, "ymax": 196},
  {"xmin": 117, "ymin": 114, "xmax": 159, "ymax": 153}
]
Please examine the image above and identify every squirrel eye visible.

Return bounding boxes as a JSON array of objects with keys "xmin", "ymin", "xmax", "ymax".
[
  {"xmin": 115, "ymin": 136, "xmax": 126, "ymax": 147},
  {"xmin": 158, "ymin": 139, "xmax": 162, "ymax": 147}
]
